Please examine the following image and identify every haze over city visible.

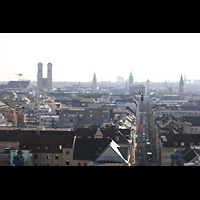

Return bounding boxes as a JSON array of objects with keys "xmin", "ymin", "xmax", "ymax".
[{"xmin": 1, "ymin": 33, "xmax": 200, "ymax": 83}]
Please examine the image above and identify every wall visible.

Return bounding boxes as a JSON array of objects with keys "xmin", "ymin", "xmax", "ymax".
[
  {"xmin": 73, "ymin": 159, "xmax": 90, "ymax": 166},
  {"xmin": 161, "ymin": 147, "xmax": 185, "ymax": 166},
  {"xmin": 33, "ymin": 153, "xmax": 63, "ymax": 166}
]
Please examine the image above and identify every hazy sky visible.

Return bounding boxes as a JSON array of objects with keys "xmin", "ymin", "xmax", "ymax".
[{"xmin": 0, "ymin": 33, "xmax": 200, "ymax": 83}]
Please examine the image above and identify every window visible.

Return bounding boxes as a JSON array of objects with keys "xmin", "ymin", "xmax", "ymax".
[
  {"xmin": 46, "ymin": 155, "xmax": 50, "ymax": 159},
  {"xmin": 174, "ymin": 142, "xmax": 177, "ymax": 146},
  {"xmin": 181, "ymin": 142, "xmax": 184, "ymax": 146},
  {"xmin": 34, "ymin": 154, "xmax": 38, "ymax": 159},
  {"xmin": 66, "ymin": 151, "xmax": 70, "ymax": 156},
  {"xmin": 55, "ymin": 155, "xmax": 59, "ymax": 160},
  {"xmin": 78, "ymin": 162, "xmax": 81, "ymax": 166},
  {"xmin": 66, "ymin": 160, "xmax": 70, "ymax": 165},
  {"xmin": 115, "ymin": 136, "xmax": 120, "ymax": 142}
]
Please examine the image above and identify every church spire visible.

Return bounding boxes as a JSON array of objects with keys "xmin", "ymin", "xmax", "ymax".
[
  {"xmin": 91, "ymin": 72, "xmax": 97, "ymax": 91},
  {"xmin": 179, "ymin": 74, "xmax": 184, "ymax": 94}
]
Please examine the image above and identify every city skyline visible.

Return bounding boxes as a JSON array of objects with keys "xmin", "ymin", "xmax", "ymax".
[{"xmin": 1, "ymin": 33, "xmax": 200, "ymax": 82}]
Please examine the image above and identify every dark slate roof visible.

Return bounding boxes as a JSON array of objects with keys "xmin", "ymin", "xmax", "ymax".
[
  {"xmin": 181, "ymin": 116, "xmax": 200, "ymax": 126},
  {"xmin": 75, "ymin": 126, "xmax": 130, "ymax": 144},
  {"xmin": 20, "ymin": 134, "xmax": 75, "ymax": 153},
  {"xmin": 73, "ymin": 138, "xmax": 111, "ymax": 160},
  {"xmin": 6, "ymin": 81, "xmax": 30, "ymax": 89},
  {"xmin": 0, "ymin": 129, "xmax": 75, "ymax": 153},
  {"xmin": 174, "ymin": 146, "xmax": 200, "ymax": 166},
  {"xmin": 162, "ymin": 134, "xmax": 200, "ymax": 147}
]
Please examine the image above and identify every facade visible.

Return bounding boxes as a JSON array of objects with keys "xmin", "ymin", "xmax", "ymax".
[
  {"xmin": 40, "ymin": 116, "xmax": 59, "ymax": 128},
  {"xmin": 59, "ymin": 107, "xmax": 110, "ymax": 128},
  {"xmin": 0, "ymin": 130, "xmax": 76, "ymax": 166},
  {"xmin": 37, "ymin": 62, "xmax": 53, "ymax": 90}
]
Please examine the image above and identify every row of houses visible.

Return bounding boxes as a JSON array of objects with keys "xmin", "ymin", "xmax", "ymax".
[
  {"xmin": 149, "ymin": 94, "xmax": 200, "ymax": 166},
  {"xmin": 0, "ymin": 125, "xmax": 133, "ymax": 166}
]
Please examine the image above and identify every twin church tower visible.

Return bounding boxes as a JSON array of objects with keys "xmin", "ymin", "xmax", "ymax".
[{"xmin": 37, "ymin": 62, "xmax": 52, "ymax": 89}]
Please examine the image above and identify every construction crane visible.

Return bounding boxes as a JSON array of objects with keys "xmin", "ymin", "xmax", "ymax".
[
  {"xmin": 166, "ymin": 84, "xmax": 179, "ymax": 94},
  {"xmin": 14, "ymin": 73, "xmax": 23, "ymax": 90}
]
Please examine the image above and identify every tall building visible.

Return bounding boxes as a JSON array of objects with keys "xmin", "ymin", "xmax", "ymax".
[
  {"xmin": 129, "ymin": 70, "xmax": 133, "ymax": 87},
  {"xmin": 37, "ymin": 62, "xmax": 53, "ymax": 89},
  {"xmin": 179, "ymin": 74, "xmax": 184, "ymax": 94},
  {"xmin": 91, "ymin": 72, "xmax": 97, "ymax": 91},
  {"xmin": 37, "ymin": 62, "xmax": 43, "ymax": 87},
  {"xmin": 47, "ymin": 62, "xmax": 53, "ymax": 89}
]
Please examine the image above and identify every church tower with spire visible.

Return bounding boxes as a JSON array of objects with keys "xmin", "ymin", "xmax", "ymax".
[
  {"xmin": 91, "ymin": 72, "xmax": 97, "ymax": 91},
  {"xmin": 129, "ymin": 70, "xmax": 133, "ymax": 87},
  {"xmin": 179, "ymin": 74, "xmax": 184, "ymax": 94}
]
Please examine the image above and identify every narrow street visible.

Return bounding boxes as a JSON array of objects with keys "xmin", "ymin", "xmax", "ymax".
[{"xmin": 134, "ymin": 96, "xmax": 156, "ymax": 166}]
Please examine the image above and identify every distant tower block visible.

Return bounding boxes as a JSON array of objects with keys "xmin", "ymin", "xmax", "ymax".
[
  {"xmin": 47, "ymin": 62, "xmax": 53, "ymax": 89},
  {"xmin": 129, "ymin": 70, "xmax": 133, "ymax": 87},
  {"xmin": 37, "ymin": 62, "xmax": 43, "ymax": 87}
]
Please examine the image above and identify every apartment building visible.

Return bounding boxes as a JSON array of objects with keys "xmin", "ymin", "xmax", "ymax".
[
  {"xmin": 0, "ymin": 130, "xmax": 76, "ymax": 166},
  {"xmin": 59, "ymin": 107, "xmax": 110, "ymax": 129}
]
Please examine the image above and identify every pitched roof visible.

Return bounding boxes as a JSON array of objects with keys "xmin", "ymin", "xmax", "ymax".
[
  {"xmin": 162, "ymin": 134, "xmax": 200, "ymax": 147},
  {"xmin": 174, "ymin": 146, "xmax": 200, "ymax": 166},
  {"xmin": 75, "ymin": 126, "xmax": 130, "ymax": 144},
  {"xmin": 0, "ymin": 129, "xmax": 75, "ymax": 153},
  {"xmin": 6, "ymin": 81, "xmax": 30, "ymax": 89},
  {"xmin": 20, "ymin": 134, "xmax": 75, "ymax": 153},
  {"xmin": 73, "ymin": 138, "xmax": 111, "ymax": 160},
  {"xmin": 182, "ymin": 116, "xmax": 200, "ymax": 126},
  {"xmin": 94, "ymin": 140, "xmax": 129, "ymax": 166}
]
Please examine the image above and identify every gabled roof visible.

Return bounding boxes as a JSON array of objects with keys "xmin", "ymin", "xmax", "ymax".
[
  {"xmin": 73, "ymin": 138, "xmax": 111, "ymax": 160},
  {"xmin": 6, "ymin": 81, "xmax": 30, "ymax": 89},
  {"xmin": 94, "ymin": 140, "xmax": 129, "ymax": 166}
]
